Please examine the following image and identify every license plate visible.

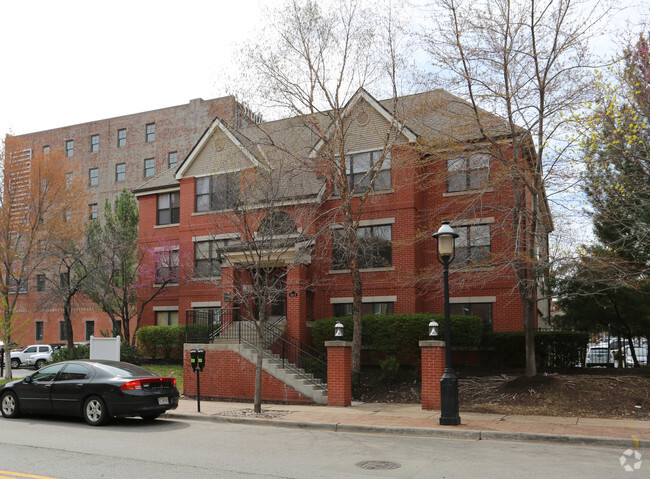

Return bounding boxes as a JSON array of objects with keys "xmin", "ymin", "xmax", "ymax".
[{"xmin": 158, "ymin": 397, "xmax": 169, "ymax": 405}]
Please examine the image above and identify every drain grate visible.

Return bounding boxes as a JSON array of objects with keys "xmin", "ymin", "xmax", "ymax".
[{"xmin": 355, "ymin": 461, "xmax": 401, "ymax": 470}]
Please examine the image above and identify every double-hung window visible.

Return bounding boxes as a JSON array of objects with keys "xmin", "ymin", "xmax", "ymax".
[
  {"xmin": 65, "ymin": 140, "xmax": 74, "ymax": 157},
  {"xmin": 156, "ymin": 249, "xmax": 179, "ymax": 283},
  {"xmin": 447, "ymin": 153, "xmax": 490, "ymax": 192},
  {"xmin": 89, "ymin": 203, "xmax": 98, "ymax": 220},
  {"xmin": 146, "ymin": 123, "xmax": 155, "ymax": 142},
  {"xmin": 195, "ymin": 172, "xmax": 240, "ymax": 212},
  {"xmin": 90, "ymin": 134, "xmax": 99, "ymax": 153},
  {"xmin": 157, "ymin": 192, "xmax": 180, "ymax": 225},
  {"xmin": 455, "ymin": 224, "xmax": 491, "ymax": 267},
  {"xmin": 156, "ymin": 311, "xmax": 179, "ymax": 326},
  {"xmin": 332, "ymin": 224, "xmax": 392, "ymax": 270},
  {"xmin": 116, "ymin": 163, "xmax": 126, "ymax": 182},
  {"xmin": 89, "ymin": 167, "xmax": 98, "ymax": 186},
  {"xmin": 194, "ymin": 241, "xmax": 223, "ymax": 278},
  {"xmin": 144, "ymin": 158, "xmax": 155, "ymax": 177},
  {"xmin": 345, "ymin": 150, "xmax": 391, "ymax": 192},
  {"xmin": 117, "ymin": 128, "xmax": 127, "ymax": 147},
  {"xmin": 168, "ymin": 151, "xmax": 178, "ymax": 168}
]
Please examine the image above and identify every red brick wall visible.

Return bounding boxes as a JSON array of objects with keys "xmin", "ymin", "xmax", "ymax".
[
  {"xmin": 183, "ymin": 348, "xmax": 314, "ymax": 404},
  {"xmin": 326, "ymin": 342, "xmax": 352, "ymax": 407},
  {"xmin": 421, "ymin": 341, "xmax": 445, "ymax": 410}
]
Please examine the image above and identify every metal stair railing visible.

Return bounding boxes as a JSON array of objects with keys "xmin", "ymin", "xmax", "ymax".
[
  {"xmin": 234, "ymin": 319, "xmax": 327, "ymax": 390},
  {"xmin": 185, "ymin": 307, "xmax": 240, "ymax": 343}
]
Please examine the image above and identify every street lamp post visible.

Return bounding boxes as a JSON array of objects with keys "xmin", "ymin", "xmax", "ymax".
[{"xmin": 432, "ymin": 221, "xmax": 461, "ymax": 426}]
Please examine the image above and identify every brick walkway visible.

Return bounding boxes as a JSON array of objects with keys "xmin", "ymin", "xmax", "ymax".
[{"xmin": 165, "ymin": 398, "xmax": 650, "ymax": 448}]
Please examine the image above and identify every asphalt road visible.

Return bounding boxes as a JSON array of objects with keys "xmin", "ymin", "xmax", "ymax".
[{"xmin": 0, "ymin": 415, "xmax": 646, "ymax": 478}]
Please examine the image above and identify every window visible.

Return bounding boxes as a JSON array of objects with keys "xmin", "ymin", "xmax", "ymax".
[
  {"xmin": 455, "ymin": 224, "xmax": 491, "ymax": 267},
  {"xmin": 116, "ymin": 163, "xmax": 126, "ymax": 182},
  {"xmin": 195, "ymin": 173, "xmax": 241, "ymax": 212},
  {"xmin": 450, "ymin": 302, "xmax": 493, "ymax": 331},
  {"xmin": 447, "ymin": 153, "xmax": 490, "ymax": 192},
  {"xmin": 156, "ymin": 249, "xmax": 179, "ymax": 283},
  {"xmin": 168, "ymin": 151, "xmax": 178, "ymax": 168},
  {"xmin": 144, "ymin": 158, "xmax": 155, "ymax": 177},
  {"xmin": 157, "ymin": 192, "xmax": 180, "ymax": 225},
  {"xmin": 89, "ymin": 203, "xmax": 98, "ymax": 220},
  {"xmin": 146, "ymin": 123, "xmax": 155, "ymax": 142},
  {"xmin": 89, "ymin": 167, "xmax": 98, "ymax": 186},
  {"xmin": 43, "ymin": 145, "xmax": 50, "ymax": 154},
  {"xmin": 333, "ymin": 302, "xmax": 394, "ymax": 317},
  {"xmin": 90, "ymin": 134, "xmax": 99, "ymax": 153},
  {"xmin": 32, "ymin": 364, "xmax": 64, "ymax": 383},
  {"xmin": 59, "ymin": 363, "xmax": 90, "ymax": 381},
  {"xmin": 60, "ymin": 272, "xmax": 70, "ymax": 289},
  {"xmin": 332, "ymin": 225, "xmax": 392, "ymax": 270},
  {"xmin": 258, "ymin": 212, "xmax": 297, "ymax": 236},
  {"xmin": 59, "ymin": 321, "xmax": 66, "ymax": 341},
  {"xmin": 36, "ymin": 274, "xmax": 46, "ymax": 292},
  {"xmin": 85, "ymin": 321, "xmax": 95, "ymax": 341},
  {"xmin": 117, "ymin": 128, "xmax": 127, "ymax": 147},
  {"xmin": 35, "ymin": 321, "xmax": 44, "ymax": 341},
  {"xmin": 195, "ymin": 241, "xmax": 223, "ymax": 278},
  {"xmin": 156, "ymin": 311, "xmax": 179, "ymax": 326},
  {"xmin": 345, "ymin": 150, "xmax": 391, "ymax": 193},
  {"xmin": 65, "ymin": 139, "xmax": 74, "ymax": 157},
  {"xmin": 8, "ymin": 277, "xmax": 27, "ymax": 293}
]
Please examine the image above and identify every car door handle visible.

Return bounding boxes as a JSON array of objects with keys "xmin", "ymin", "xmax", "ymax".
[
  {"xmin": 45, "ymin": 384, "xmax": 51, "ymax": 389},
  {"xmin": 75, "ymin": 384, "xmax": 84, "ymax": 388}
]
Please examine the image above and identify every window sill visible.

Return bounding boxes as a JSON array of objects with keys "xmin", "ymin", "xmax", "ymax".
[
  {"xmin": 154, "ymin": 223, "xmax": 180, "ymax": 229},
  {"xmin": 443, "ymin": 188, "xmax": 493, "ymax": 197},
  {"xmin": 328, "ymin": 266, "xmax": 395, "ymax": 275},
  {"xmin": 329, "ymin": 188, "xmax": 394, "ymax": 199},
  {"xmin": 153, "ymin": 283, "xmax": 179, "ymax": 287},
  {"xmin": 192, "ymin": 208, "xmax": 234, "ymax": 216},
  {"xmin": 192, "ymin": 276, "xmax": 222, "ymax": 281},
  {"xmin": 451, "ymin": 266, "xmax": 493, "ymax": 273}
]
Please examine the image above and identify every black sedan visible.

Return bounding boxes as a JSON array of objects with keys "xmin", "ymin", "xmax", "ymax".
[{"xmin": 0, "ymin": 360, "xmax": 179, "ymax": 426}]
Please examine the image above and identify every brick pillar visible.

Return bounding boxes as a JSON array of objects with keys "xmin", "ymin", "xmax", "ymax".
[
  {"xmin": 325, "ymin": 340, "xmax": 352, "ymax": 407},
  {"xmin": 286, "ymin": 264, "xmax": 308, "ymax": 343},
  {"xmin": 420, "ymin": 340, "xmax": 445, "ymax": 410}
]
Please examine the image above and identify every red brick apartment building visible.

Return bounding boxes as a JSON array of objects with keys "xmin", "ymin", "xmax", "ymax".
[
  {"xmin": 4, "ymin": 96, "xmax": 251, "ymax": 346},
  {"xmin": 133, "ymin": 88, "xmax": 553, "ymax": 347}
]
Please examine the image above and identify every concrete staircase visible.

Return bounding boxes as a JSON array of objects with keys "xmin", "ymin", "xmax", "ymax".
[
  {"xmin": 237, "ymin": 344, "xmax": 328, "ymax": 405},
  {"xmin": 212, "ymin": 318, "xmax": 328, "ymax": 405}
]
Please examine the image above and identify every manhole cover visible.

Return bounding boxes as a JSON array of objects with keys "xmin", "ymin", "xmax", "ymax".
[{"xmin": 355, "ymin": 461, "xmax": 401, "ymax": 470}]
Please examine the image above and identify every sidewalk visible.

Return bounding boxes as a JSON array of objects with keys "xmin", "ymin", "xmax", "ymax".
[{"xmin": 165, "ymin": 398, "xmax": 650, "ymax": 448}]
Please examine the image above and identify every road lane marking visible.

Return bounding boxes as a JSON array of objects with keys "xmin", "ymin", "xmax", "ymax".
[{"xmin": 0, "ymin": 471, "xmax": 57, "ymax": 479}]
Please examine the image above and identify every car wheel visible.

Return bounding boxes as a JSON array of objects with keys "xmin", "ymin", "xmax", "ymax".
[
  {"xmin": 83, "ymin": 396, "xmax": 109, "ymax": 426},
  {"xmin": 141, "ymin": 413, "xmax": 161, "ymax": 422},
  {"xmin": 10, "ymin": 359, "xmax": 19, "ymax": 369},
  {"xmin": 34, "ymin": 359, "xmax": 45, "ymax": 370},
  {"xmin": 1, "ymin": 391, "xmax": 20, "ymax": 418}
]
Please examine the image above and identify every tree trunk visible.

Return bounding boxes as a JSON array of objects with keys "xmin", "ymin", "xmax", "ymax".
[
  {"xmin": 254, "ymin": 314, "xmax": 264, "ymax": 413},
  {"xmin": 523, "ymin": 298, "xmax": 537, "ymax": 377}
]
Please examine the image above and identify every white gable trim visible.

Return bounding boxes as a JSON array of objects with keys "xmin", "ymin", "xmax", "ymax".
[
  {"xmin": 176, "ymin": 118, "xmax": 266, "ymax": 178},
  {"xmin": 308, "ymin": 89, "xmax": 418, "ymax": 158}
]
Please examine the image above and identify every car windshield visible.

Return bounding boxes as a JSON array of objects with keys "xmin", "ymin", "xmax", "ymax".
[{"xmin": 95, "ymin": 362, "xmax": 158, "ymax": 378}]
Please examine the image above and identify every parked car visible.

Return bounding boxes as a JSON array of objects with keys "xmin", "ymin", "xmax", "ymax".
[
  {"xmin": 10, "ymin": 344, "xmax": 54, "ymax": 369},
  {"xmin": 585, "ymin": 345, "xmax": 614, "ymax": 366},
  {"xmin": 625, "ymin": 346, "xmax": 648, "ymax": 367},
  {"xmin": 0, "ymin": 360, "xmax": 179, "ymax": 426}
]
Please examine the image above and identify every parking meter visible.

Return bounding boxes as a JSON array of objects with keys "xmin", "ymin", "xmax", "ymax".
[
  {"xmin": 197, "ymin": 349, "xmax": 205, "ymax": 371},
  {"xmin": 190, "ymin": 349, "xmax": 198, "ymax": 372}
]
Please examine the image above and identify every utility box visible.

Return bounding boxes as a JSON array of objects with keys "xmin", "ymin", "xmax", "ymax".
[{"xmin": 90, "ymin": 336, "xmax": 121, "ymax": 361}]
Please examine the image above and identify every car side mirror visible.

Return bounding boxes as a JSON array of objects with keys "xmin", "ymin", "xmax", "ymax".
[{"xmin": 23, "ymin": 376, "xmax": 32, "ymax": 384}]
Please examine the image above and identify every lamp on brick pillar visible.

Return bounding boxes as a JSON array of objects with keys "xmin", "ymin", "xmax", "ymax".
[
  {"xmin": 334, "ymin": 321, "xmax": 344, "ymax": 338},
  {"xmin": 432, "ymin": 220, "xmax": 461, "ymax": 426}
]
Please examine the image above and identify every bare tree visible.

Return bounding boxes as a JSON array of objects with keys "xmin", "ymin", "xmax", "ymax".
[
  {"xmin": 424, "ymin": 0, "xmax": 615, "ymax": 376},
  {"xmin": 0, "ymin": 139, "xmax": 86, "ymax": 379},
  {"xmin": 237, "ymin": 0, "xmax": 413, "ymax": 377}
]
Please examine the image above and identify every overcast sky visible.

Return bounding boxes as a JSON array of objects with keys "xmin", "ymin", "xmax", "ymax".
[{"xmin": 1, "ymin": 0, "xmax": 646, "ymax": 141}]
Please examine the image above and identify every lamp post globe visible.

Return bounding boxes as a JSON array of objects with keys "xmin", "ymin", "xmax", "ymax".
[{"xmin": 432, "ymin": 220, "xmax": 461, "ymax": 426}]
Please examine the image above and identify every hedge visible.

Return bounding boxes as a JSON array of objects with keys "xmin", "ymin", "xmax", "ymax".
[
  {"xmin": 136, "ymin": 325, "xmax": 186, "ymax": 360},
  {"xmin": 312, "ymin": 313, "xmax": 484, "ymax": 364},
  {"xmin": 50, "ymin": 341, "xmax": 143, "ymax": 365},
  {"xmin": 482, "ymin": 331, "xmax": 590, "ymax": 369}
]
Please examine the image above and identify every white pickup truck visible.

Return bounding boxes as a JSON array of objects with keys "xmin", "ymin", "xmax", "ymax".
[{"xmin": 10, "ymin": 344, "xmax": 54, "ymax": 369}]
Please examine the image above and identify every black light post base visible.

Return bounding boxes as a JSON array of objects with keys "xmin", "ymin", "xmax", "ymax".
[{"xmin": 439, "ymin": 368, "xmax": 461, "ymax": 426}]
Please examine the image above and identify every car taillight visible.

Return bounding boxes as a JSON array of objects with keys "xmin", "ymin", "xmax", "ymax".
[{"xmin": 120, "ymin": 377, "xmax": 176, "ymax": 391}]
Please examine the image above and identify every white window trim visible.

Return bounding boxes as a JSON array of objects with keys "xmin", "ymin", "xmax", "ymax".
[
  {"xmin": 331, "ymin": 217, "xmax": 395, "ymax": 229},
  {"xmin": 192, "ymin": 233, "xmax": 241, "ymax": 242},
  {"xmin": 153, "ymin": 306, "xmax": 179, "ymax": 312},
  {"xmin": 153, "ymin": 245, "xmax": 180, "ymax": 253},
  {"xmin": 449, "ymin": 296, "xmax": 496, "ymax": 304},
  {"xmin": 450, "ymin": 217, "xmax": 495, "ymax": 227},
  {"xmin": 330, "ymin": 295, "xmax": 397, "ymax": 304},
  {"xmin": 191, "ymin": 301, "xmax": 222, "ymax": 308}
]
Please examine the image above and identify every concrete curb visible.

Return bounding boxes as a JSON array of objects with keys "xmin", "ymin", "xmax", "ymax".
[{"xmin": 163, "ymin": 411, "xmax": 648, "ymax": 449}]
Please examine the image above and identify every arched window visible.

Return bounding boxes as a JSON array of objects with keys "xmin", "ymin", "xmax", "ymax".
[{"xmin": 259, "ymin": 212, "xmax": 297, "ymax": 236}]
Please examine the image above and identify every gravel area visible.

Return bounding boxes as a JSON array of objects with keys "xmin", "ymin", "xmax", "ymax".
[{"xmin": 216, "ymin": 409, "xmax": 292, "ymax": 419}]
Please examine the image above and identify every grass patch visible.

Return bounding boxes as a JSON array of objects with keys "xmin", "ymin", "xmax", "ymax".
[
  {"xmin": 0, "ymin": 379, "xmax": 9, "ymax": 387},
  {"xmin": 143, "ymin": 363, "xmax": 184, "ymax": 394}
]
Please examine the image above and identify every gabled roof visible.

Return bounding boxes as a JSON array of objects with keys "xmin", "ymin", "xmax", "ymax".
[
  {"xmin": 308, "ymin": 88, "xmax": 418, "ymax": 158},
  {"xmin": 175, "ymin": 117, "xmax": 267, "ymax": 178}
]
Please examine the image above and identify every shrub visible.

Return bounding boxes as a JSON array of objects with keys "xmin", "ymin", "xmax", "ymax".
[
  {"xmin": 52, "ymin": 344, "xmax": 90, "ymax": 362},
  {"xmin": 379, "ymin": 355, "xmax": 401, "ymax": 382},
  {"xmin": 312, "ymin": 313, "xmax": 484, "ymax": 364},
  {"xmin": 136, "ymin": 325, "xmax": 186, "ymax": 360},
  {"xmin": 120, "ymin": 341, "xmax": 144, "ymax": 365}
]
